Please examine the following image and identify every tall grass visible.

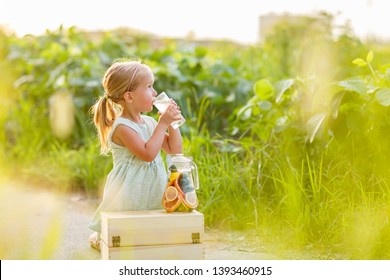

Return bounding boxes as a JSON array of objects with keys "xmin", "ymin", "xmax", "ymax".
[
  {"xmin": 19, "ymin": 138, "xmax": 112, "ymax": 194},
  {"xmin": 189, "ymin": 136, "xmax": 390, "ymax": 258},
  {"xmin": 181, "ymin": 98, "xmax": 390, "ymax": 259}
]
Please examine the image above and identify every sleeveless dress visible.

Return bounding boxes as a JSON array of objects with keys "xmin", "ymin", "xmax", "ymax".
[{"xmin": 89, "ymin": 115, "xmax": 167, "ymax": 233}]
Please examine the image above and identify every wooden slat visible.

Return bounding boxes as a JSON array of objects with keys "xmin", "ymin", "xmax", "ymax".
[{"xmin": 101, "ymin": 242, "xmax": 204, "ymax": 260}]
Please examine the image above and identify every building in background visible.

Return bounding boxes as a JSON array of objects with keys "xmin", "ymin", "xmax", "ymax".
[{"xmin": 258, "ymin": 13, "xmax": 329, "ymax": 43}]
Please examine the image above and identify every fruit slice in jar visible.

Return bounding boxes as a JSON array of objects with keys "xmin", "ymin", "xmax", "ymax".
[
  {"xmin": 169, "ymin": 171, "xmax": 181, "ymax": 182},
  {"xmin": 184, "ymin": 191, "xmax": 198, "ymax": 209},
  {"xmin": 163, "ymin": 195, "xmax": 182, "ymax": 212},
  {"xmin": 165, "ymin": 186, "xmax": 178, "ymax": 201},
  {"xmin": 174, "ymin": 176, "xmax": 185, "ymax": 196}
]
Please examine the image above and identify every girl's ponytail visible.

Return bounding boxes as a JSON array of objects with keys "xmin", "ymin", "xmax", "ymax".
[{"xmin": 91, "ymin": 95, "xmax": 118, "ymax": 155}]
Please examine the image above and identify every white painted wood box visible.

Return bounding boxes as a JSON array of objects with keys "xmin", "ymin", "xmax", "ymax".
[{"xmin": 100, "ymin": 209, "xmax": 204, "ymax": 260}]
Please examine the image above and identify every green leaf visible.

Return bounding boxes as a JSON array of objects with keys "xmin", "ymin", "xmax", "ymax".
[
  {"xmin": 306, "ymin": 112, "xmax": 327, "ymax": 143},
  {"xmin": 14, "ymin": 75, "xmax": 34, "ymax": 88},
  {"xmin": 257, "ymin": 100, "xmax": 273, "ymax": 111},
  {"xmin": 236, "ymin": 104, "xmax": 253, "ymax": 120},
  {"xmin": 330, "ymin": 91, "xmax": 345, "ymax": 119},
  {"xmin": 248, "ymin": 95, "xmax": 261, "ymax": 105},
  {"xmin": 275, "ymin": 79, "xmax": 294, "ymax": 103},
  {"xmin": 367, "ymin": 84, "xmax": 379, "ymax": 94},
  {"xmin": 366, "ymin": 50, "xmax": 374, "ymax": 63},
  {"xmin": 253, "ymin": 79, "xmax": 274, "ymax": 100},
  {"xmin": 338, "ymin": 78, "xmax": 367, "ymax": 95},
  {"xmin": 375, "ymin": 88, "xmax": 390, "ymax": 106},
  {"xmin": 352, "ymin": 58, "xmax": 367, "ymax": 67}
]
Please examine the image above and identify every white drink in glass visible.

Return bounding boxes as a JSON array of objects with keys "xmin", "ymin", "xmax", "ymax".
[{"xmin": 153, "ymin": 92, "xmax": 186, "ymax": 129}]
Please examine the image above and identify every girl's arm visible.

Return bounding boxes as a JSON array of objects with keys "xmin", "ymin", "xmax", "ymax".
[
  {"xmin": 113, "ymin": 105, "xmax": 181, "ymax": 162},
  {"xmin": 162, "ymin": 126, "xmax": 183, "ymax": 154}
]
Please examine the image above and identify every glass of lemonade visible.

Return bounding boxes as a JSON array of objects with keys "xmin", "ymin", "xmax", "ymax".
[{"xmin": 153, "ymin": 92, "xmax": 186, "ymax": 129}]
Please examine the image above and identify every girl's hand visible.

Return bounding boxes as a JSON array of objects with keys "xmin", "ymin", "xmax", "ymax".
[{"xmin": 159, "ymin": 104, "xmax": 182, "ymax": 127}]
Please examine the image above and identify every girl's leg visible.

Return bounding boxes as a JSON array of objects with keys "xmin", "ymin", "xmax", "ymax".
[{"xmin": 88, "ymin": 231, "xmax": 101, "ymax": 251}]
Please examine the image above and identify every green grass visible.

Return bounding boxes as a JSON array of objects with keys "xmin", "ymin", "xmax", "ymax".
[{"xmin": 180, "ymin": 117, "xmax": 390, "ymax": 259}]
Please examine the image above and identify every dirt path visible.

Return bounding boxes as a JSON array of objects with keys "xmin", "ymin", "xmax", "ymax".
[{"xmin": 0, "ymin": 179, "xmax": 276, "ymax": 260}]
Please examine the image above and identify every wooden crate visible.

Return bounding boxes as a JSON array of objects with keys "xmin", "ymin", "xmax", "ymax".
[{"xmin": 100, "ymin": 209, "xmax": 204, "ymax": 260}]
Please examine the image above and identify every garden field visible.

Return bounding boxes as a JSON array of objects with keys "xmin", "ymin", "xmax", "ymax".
[{"xmin": 1, "ymin": 13, "xmax": 390, "ymax": 259}]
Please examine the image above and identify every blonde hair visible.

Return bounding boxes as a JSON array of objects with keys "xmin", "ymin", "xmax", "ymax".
[{"xmin": 90, "ymin": 59, "xmax": 152, "ymax": 154}]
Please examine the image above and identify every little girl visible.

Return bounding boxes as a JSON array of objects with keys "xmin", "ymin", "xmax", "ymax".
[{"xmin": 88, "ymin": 59, "xmax": 183, "ymax": 250}]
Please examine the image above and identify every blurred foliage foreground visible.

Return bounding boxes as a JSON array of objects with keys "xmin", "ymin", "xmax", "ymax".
[{"xmin": 1, "ymin": 14, "xmax": 390, "ymax": 259}]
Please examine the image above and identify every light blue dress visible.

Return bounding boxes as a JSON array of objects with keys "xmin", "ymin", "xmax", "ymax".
[{"xmin": 89, "ymin": 116, "xmax": 167, "ymax": 233}]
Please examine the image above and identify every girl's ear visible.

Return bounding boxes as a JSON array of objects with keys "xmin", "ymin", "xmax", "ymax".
[{"xmin": 124, "ymin": 91, "xmax": 133, "ymax": 103}]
